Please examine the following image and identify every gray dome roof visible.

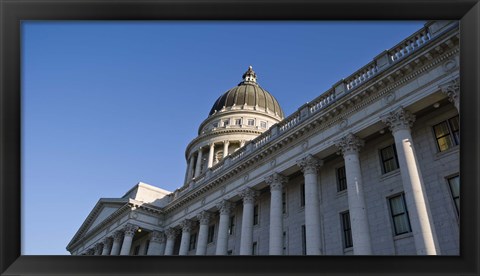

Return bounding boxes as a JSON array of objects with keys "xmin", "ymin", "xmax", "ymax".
[{"xmin": 209, "ymin": 67, "xmax": 285, "ymax": 118}]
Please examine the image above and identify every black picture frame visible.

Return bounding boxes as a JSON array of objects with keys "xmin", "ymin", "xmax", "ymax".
[{"xmin": 1, "ymin": 0, "xmax": 479, "ymax": 275}]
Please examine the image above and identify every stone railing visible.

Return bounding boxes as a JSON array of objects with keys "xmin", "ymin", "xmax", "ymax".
[
  {"xmin": 170, "ymin": 21, "xmax": 457, "ymax": 200},
  {"xmin": 388, "ymin": 27, "xmax": 431, "ymax": 62},
  {"xmin": 345, "ymin": 60, "xmax": 379, "ymax": 90}
]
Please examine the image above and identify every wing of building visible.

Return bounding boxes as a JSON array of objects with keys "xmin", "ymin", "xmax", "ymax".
[{"xmin": 67, "ymin": 21, "xmax": 460, "ymax": 256}]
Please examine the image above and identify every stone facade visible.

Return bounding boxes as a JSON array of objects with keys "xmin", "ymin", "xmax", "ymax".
[{"xmin": 67, "ymin": 21, "xmax": 460, "ymax": 256}]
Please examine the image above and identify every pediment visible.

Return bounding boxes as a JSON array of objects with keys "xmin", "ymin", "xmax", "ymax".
[{"xmin": 67, "ymin": 198, "xmax": 128, "ymax": 249}]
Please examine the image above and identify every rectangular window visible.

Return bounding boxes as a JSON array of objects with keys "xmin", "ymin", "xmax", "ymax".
[
  {"xmin": 212, "ymin": 121, "xmax": 218, "ymax": 128},
  {"xmin": 337, "ymin": 166, "xmax": 347, "ymax": 191},
  {"xmin": 223, "ymin": 119, "xmax": 229, "ymax": 126},
  {"xmin": 433, "ymin": 116, "xmax": 460, "ymax": 152},
  {"xmin": 227, "ymin": 250, "xmax": 233, "ymax": 255},
  {"xmin": 228, "ymin": 216, "xmax": 235, "ymax": 235},
  {"xmin": 189, "ymin": 233, "xmax": 197, "ymax": 251},
  {"xmin": 341, "ymin": 211, "xmax": 353, "ymax": 248},
  {"xmin": 380, "ymin": 144, "xmax": 399, "ymax": 174},
  {"xmin": 253, "ymin": 205, "xmax": 259, "ymax": 225},
  {"xmin": 282, "ymin": 191, "xmax": 287, "ymax": 214},
  {"xmin": 389, "ymin": 194, "xmax": 412, "ymax": 235},
  {"xmin": 207, "ymin": 225, "xmax": 215, "ymax": 243},
  {"xmin": 248, "ymin": 119, "xmax": 255, "ymax": 126},
  {"xmin": 252, "ymin": 242, "xmax": 258, "ymax": 255},
  {"xmin": 301, "ymin": 225, "xmax": 306, "ymax": 255},
  {"xmin": 133, "ymin": 245, "xmax": 140, "ymax": 256},
  {"xmin": 447, "ymin": 175, "xmax": 460, "ymax": 215},
  {"xmin": 260, "ymin": 121, "xmax": 267, "ymax": 129},
  {"xmin": 235, "ymin": 118, "xmax": 242, "ymax": 125},
  {"xmin": 144, "ymin": 240, "xmax": 150, "ymax": 255},
  {"xmin": 300, "ymin": 183, "xmax": 305, "ymax": 207}
]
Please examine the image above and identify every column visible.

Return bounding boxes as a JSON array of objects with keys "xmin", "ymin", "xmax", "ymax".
[
  {"xmin": 186, "ymin": 155, "xmax": 195, "ymax": 182},
  {"xmin": 208, "ymin": 143, "xmax": 215, "ymax": 168},
  {"xmin": 194, "ymin": 148, "xmax": 203, "ymax": 178},
  {"xmin": 110, "ymin": 231, "xmax": 123, "ymax": 255},
  {"xmin": 335, "ymin": 133, "xmax": 373, "ymax": 255},
  {"xmin": 196, "ymin": 211, "xmax": 212, "ymax": 255},
  {"xmin": 93, "ymin": 243, "xmax": 103, "ymax": 255},
  {"xmin": 223, "ymin": 141, "xmax": 230, "ymax": 158},
  {"xmin": 101, "ymin": 237, "xmax": 112, "ymax": 255},
  {"xmin": 440, "ymin": 78, "xmax": 460, "ymax": 112},
  {"xmin": 164, "ymin": 228, "xmax": 178, "ymax": 255},
  {"xmin": 265, "ymin": 173, "xmax": 288, "ymax": 255},
  {"xmin": 120, "ymin": 223, "xmax": 139, "ymax": 255},
  {"xmin": 178, "ymin": 220, "xmax": 193, "ymax": 255},
  {"xmin": 296, "ymin": 154, "xmax": 323, "ymax": 255},
  {"xmin": 146, "ymin": 231, "xmax": 166, "ymax": 255},
  {"xmin": 382, "ymin": 107, "xmax": 439, "ymax": 255},
  {"xmin": 239, "ymin": 187, "xmax": 259, "ymax": 255},
  {"xmin": 215, "ymin": 200, "xmax": 234, "ymax": 255}
]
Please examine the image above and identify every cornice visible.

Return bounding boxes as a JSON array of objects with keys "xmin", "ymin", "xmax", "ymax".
[{"xmin": 163, "ymin": 30, "xmax": 459, "ymax": 214}]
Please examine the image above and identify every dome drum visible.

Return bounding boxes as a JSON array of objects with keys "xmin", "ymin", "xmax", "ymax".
[{"xmin": 184, "ymin": 66, "xmax": 285, "ymax": 186}]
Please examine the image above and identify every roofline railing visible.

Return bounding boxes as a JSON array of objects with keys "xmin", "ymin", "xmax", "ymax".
[{"xmin": 170, "ymin": 20, "xmax": 458, "ymax": 201}]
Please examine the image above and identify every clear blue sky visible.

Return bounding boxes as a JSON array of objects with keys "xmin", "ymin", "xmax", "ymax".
[{"xmin": 22, "ymin": 20, "xmax": 425, "ymax": 255}]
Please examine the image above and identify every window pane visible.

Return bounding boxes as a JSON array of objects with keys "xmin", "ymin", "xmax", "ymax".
[
  {"xmin": 437, "ymin": 136, "xmax": 453, "ymax": 151},
  {"xmin": 449, "ymin": 116, "xmax": 459, "ymax": 131},
  {"xmin": 381, "ymin": 146, "xmax": 394, "ymax": 160},
  {"xmin": 434, "ymin": 122, "xmax": 450, "ymax": 138},
  {"xmin": 390, "ymin": 196, "xmax": 403, "ymax": 215},
  {"xmin": 449, "ymin": 176, "xmax": 460, "ymax": 197},
  {"xmin": 394, "ymin": 215, "xmax": 410, "ymax": 234}
]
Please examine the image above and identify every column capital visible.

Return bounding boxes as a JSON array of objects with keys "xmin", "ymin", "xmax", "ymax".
[
  {"xmin": 94, "ymin": 243, "xmax": 103, "ymax": 254},
  {"xmin": 86, "ymin": 248, "xmax": 95, "ymax": 255},
  {"xmin": 265, "ymin": 173, "xmax": 288, "ymax": 192},
  {"xmin": 180, "ymin": 219, "xmax": 193, "ymax": 232},
  {"xmin": 239, "ymin": 187, "xmax": 259, "ymax": 205},
  {"xmin": 123, "ymin": 223, "xmax": 139, "ymax": 237},
  {"xmin": 440, "ymin": 78, "xmax": 459, "ymax": 107},
  {"xmin": 296, "ymin": 154, "xmax": 323, "ymax": 175},
  {"xmin": 335, "ymin": 133, "xmax": 365, "ymax": 155},
  {"xmin": 216, "ymin": 200, "xmax": 235, "ymax": 215},
  {"xmin": 381, "ymin": 107, "xmax": 416, "ymax": 133},
  {"xmin": 112, "ymin": 230, "xmax": 124, "ymax": 242},
  {"xmin": 102, "ymin": 237, "xmax": 113, "ymax": 247},
  {"xmin": 196, "ymin": 211, "xmax": 212, "ymax": 225},
  {"xmin": 150, "ymin": 230, "xmax": 166, "ymax": 243},
  {"xmin": 165, "ymin": 228, "xmax": 179, "ymax": 240}
]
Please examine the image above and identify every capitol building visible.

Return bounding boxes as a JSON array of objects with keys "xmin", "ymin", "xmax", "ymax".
[{"xmin": 67, "ymin": 20, "xmax": 460, "ymax": 256}]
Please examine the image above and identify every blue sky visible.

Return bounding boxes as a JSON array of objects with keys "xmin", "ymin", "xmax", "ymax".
[{"xmin": 22, "ymin": 20, "xmax": 425, "ymax": 255}]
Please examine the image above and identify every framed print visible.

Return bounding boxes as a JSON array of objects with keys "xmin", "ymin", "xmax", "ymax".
[{"xmin": 1, "ymin": 0, "xmax": 479, "ymax": 275}]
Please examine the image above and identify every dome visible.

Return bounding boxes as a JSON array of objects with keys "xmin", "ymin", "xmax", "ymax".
[{"xmin": 209, "ymin": 66, "xmax": 285, "ymax": 119}]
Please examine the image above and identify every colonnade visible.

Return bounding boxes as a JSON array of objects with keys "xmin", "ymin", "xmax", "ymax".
[
  {"xmin": 84, "ymin": 108, "xmax": 439, "ymax": 256},
  {"xmin": 185, "ymin": 140, "xmax": 246, "ymax": 183}
]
